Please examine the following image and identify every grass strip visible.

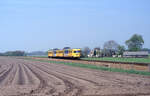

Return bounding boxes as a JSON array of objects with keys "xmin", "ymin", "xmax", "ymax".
[
  {"xmin": 81, "ymin": 57, "xmax": 150, "ymax": 64},
  {"xmin": 28, "ymin": 56, "xmax": 150, "ymax": 64},
  {"xmin": 24, "ymin": 58, "xmax": 150, "ymax": 76}
]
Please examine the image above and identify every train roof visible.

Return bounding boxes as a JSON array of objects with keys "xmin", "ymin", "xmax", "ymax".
[{"xmin": 48, "ymin": 48, "xmax": 81, "ymax": 51}]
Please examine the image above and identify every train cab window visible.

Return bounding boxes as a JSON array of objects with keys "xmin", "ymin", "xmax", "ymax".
[{"xmin": 74, "ymin": 51, "xmax": 81, "ymax": 53}]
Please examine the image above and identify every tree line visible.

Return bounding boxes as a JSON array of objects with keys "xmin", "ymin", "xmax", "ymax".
[
  {"xmin": 82, "ymin": 34, "xmax": 150, "ymax": 57},
  {"xmin": 0, "ymin": 34, "xmax": 149, "ymax": 57},
  {"xmin": 0, "ymin": 51, "xmax": 26, "ymax": 56}
]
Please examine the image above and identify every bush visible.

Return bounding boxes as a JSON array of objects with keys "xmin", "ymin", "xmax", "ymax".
[{"xmin": 4, "ymin": 51, "xmax": 26, "ymax": 56}]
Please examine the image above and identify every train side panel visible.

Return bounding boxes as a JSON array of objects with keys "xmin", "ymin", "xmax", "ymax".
[
  {"xmin": 48, "ymin": 48, "xmax": 81, "ymax": 58},
  {"xmin": 56, "ymin": 50, "xmax": 64, "ymax": 57},
  {"xmin": 64, "ymin": 49, "xmax": 72, "ymax": 58}
]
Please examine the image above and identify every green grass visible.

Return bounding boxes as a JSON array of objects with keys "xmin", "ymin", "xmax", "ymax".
[
  {"xmin": 24, "ymin": 58, "xmax": 150, "ymax": 76},
  {"xmin": 81, "ymin": 57, "xmax": 150, "ymax": 63},
  {"xmin": 29, "ymin": 55, "xmax": 150, "ymax": 63}
]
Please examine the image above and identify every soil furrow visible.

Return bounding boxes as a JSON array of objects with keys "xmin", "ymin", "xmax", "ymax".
[
  {"xmin": 33, "ymin": 61, "xmax": 100, "ymax": 86},
  {"xmin": 23, "ymin": 63, "xmax": 53, "ymax": 95},
  {"xmin": 22, "ymin": 64, "xmax": 38, "ymax": 84},
  {"xmin": 25, "ymin": 61, "xmax": 83, "ymax": 96},
  {"xmin": 17, "ymin": 64, "xmax": 25, "ymax": 85},
  {"xmin": 0, "ymin": 64, "xmax": 13, "ymax": 84},
  {"xmin": 0, "ymin": 57, "xmax": 150, "ymax": 96}
]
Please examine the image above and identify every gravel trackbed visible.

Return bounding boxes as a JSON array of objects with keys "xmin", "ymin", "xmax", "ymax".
[{"xmin": 0, "ymin": 57, "xmax": 150, "ymax": 96}]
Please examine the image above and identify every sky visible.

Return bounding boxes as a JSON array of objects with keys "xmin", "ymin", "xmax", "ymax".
[{"xmin": 0, "ymin": 0, "xmax": 150, "ymax": 52}]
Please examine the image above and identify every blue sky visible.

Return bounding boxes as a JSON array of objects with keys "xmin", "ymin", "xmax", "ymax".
[{"xmin": 0, "ymin": 0, "xmax": 150, "ymax": 52}]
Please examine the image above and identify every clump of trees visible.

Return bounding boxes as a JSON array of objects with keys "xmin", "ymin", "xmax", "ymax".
[
  {"xmin": 103, "ymin": 40, "xmax": 119, "ymax": 51},
  {"xmin": 103, "ymin": 40, "xmax": 119, "ymax": 57},
  {"xmin": 102, "ymin": 34, "xmax": 147, "ymax": 57},
  {"xmin": 26, "ymin": 51, "xmax": 47, "ymax": 56},
  {"xmin": 117, "ymin": 45, "xmax": 125, "ymax": 55},
  {"xmin": 81, "ymin": 47, "xmax": 91, "ymax": 57},
  {"xmin": 82, "ymin": 34, "xmax": 149, "ymax": 58},
  {"xmin": 125, "ymin": 34, "xmax": 144, "ymax": 51},
  {"xmin": 0, "ymin": 51, "xmax": 26, "ymax": 56},
  {"xmin": 0, "ymin": 53, "xmax": 4, "ymax": 56}
]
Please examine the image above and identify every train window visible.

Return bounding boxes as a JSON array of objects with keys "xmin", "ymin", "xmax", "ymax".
[
  {"xmin": 65, "ymin": 50, "xmax": 68, "ymax": 54},
  {"xmin": 78, "ymin": 51, "xmax": 81, "ymax": 53},
  {"xmin": 74, "ymin": 51, "xmax": 81, "ymax": 53}
]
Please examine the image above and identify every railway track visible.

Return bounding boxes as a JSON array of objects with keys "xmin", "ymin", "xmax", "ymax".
[
  {"xmin": 27, "ymin": 57, "xmax": 149, "ymax": 71},
  {"xmin": 28, "ymin": 57, "xmax": 150, "ymax": 65}
]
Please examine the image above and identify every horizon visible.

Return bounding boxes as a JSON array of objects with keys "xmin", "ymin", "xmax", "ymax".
[{"xmin": 0, "ymin": 0, "xmax": 150, "ymax": 52}]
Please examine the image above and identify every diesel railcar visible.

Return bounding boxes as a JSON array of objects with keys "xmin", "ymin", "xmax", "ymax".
[{"xmin": 48, "ymin": 48, "xmax": 81, "ymax": 59}]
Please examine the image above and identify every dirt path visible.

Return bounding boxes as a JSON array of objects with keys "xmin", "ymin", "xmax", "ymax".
[{"xmin": 0, "ymin": 57, "xmax": 150, "ymax": 96}]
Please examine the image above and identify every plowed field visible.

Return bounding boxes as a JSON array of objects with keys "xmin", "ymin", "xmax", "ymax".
[{"xmin": 0, "ymin": 57, "xmax": 150, "ymax": 96}]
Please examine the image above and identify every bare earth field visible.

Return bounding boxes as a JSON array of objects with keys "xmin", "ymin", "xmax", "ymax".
[{"xmin": 0, "ymin": 57, "xmax": 150, "ymax": 96}]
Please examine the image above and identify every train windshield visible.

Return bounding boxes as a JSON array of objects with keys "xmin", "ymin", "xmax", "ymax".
[{"xmin": 74, "ymin": 51, "xmax": 81, "ymax": 53}]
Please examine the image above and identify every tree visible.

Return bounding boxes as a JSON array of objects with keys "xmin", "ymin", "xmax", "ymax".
[
  {"xmin": 81, "ymin": 47, "xmax": 91, "ymax": 57},
  {"xmin": 125, "ymin": 34, "xmax": 144, "ymax": 51},
  {"xmin": 103, "ymin": 40, "xmax": 119, "ymax": 56},
  {"xmin": 104, "ymin": 40, "xmax": 119, "ymax": 51},
  {"xmin": 102, "ymin": 49, "xmax": 116, "ymax": 57},
  {"xmin": 26, "ymin": 51, "xmax": 47, "ymax": 56},
  {"xmin": 4, "ymin": 51, "xmax": 25, "ymax": 56},
  {"xmin": 117, "ymin": 45, "xmax": 125, "ymax": 55},
  {"xmin": 0, "ymin": 53, "xmax": 4, "ymax": 56}
]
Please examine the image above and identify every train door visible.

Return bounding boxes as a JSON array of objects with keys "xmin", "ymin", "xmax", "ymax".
[
  {"xmin": 68, "ymin": 49, "xmax": 72, "ymax": 57},
  {"xmin": 64, "ymin": 50, "xmax": 69, "ymax": 57},
  {"xmin": 54, "ymin": 50, "xmax": 57, "ymax": 57}
]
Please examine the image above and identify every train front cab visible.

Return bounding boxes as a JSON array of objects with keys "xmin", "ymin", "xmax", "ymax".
[
  {"xmin": 72, "ymin": 49, "xmax": 81, "ymax": 59},
  {"xmin": 48, "ymin": 51, "xmax": 53, "ymax": 58}
]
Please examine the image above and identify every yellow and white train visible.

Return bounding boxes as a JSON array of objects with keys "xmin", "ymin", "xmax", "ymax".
[{"xmin": 48, "ymin": 48, "xmax": 81, "ymax": 59}]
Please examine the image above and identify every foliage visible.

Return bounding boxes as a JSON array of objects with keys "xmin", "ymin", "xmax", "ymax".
[
  {"xmin": 104, "ymin": 40, "xmax": 119, "ymax": 50},
  {"xmin": 81, "ymin": 57, "xmax": 150, "ymax": 63},
  {"xmin": 125, "ymin": 34, "xmax": 144, "ymax": 51},
  {"xmin": 81, "ymin": 47, "xmax": 91, "ymax": 57},
  {"xmin": 103, "ymin": 40, "xmax": 119, "ymax": 56},
  {"xmin": 101, "ymin": 49, "xmax": 116, "ymax": 57},
  {"xmin": 25, "ymin": 58, "xmax": 150, "ymax": 76},
  {"xmin": 26, "ymin": 51, "xmax": 47, "ymax": 56},
  {"xmin": 117, "ymin": 45, "xmax": 125, "ymax": 55},
  {"xmin": 0, "ymin": 53, "xmax": 4, "ymax": 56},
  {"xmin": 4, "ymin": 51, "xmax": 26, "ymax": 56}
]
